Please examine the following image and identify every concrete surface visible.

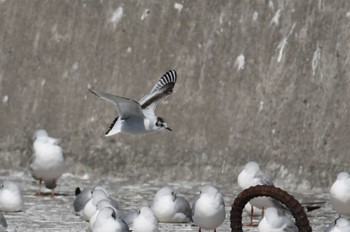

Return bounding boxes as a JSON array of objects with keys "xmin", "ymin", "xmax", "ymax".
[
  {"xmin": 1, "ymin": 0, "xmax": 350, "ymax": 192},
  {"xmin": 0, "ymin": 169, "xmax": 337, "ymax": 232}
]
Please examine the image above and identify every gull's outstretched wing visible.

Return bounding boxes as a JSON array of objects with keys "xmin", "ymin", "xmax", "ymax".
[
  {"xmin": 89, "ymin": 88, "xmax": 143, "ymax": 118},
  {"xmin": 139, "ymin": 70, "xmax": 177, "ymax": 116}
]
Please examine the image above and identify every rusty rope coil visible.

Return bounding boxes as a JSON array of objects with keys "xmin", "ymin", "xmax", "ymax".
[{"xmin": 230, "ymin": 185, "xmax": 312, "ymax": 232}]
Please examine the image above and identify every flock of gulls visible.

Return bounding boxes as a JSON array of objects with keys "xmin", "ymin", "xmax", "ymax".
[{"xmin": 0, "ymin": 70, "xmax": 349, "ymax": 231}]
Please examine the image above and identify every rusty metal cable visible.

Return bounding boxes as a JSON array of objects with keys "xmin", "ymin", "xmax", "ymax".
[{"xmin": 230, "ymin": 185, "xmax": 312, "ymax": 232}]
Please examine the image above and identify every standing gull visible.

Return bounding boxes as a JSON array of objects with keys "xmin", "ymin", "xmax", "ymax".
[
  {"xmin": 192, "ymin": 185, "xmax": 225, "ymax": 232},
  {"xmin": 91, "ymin": 207, "xmax": 129, "ymax": 232},
  {"xmin": 29, "ymin": 129, "xmax": 65, "ymax": 197},
  {"xmin": 237, "ymin": 161, "xmax": 281, "ymax": 225},
  {"xmin": 151, "ymin": 186, "xmax": 192, "ymax": 223},
  {"xmin": 258, "ymin": 207, "xmax": 297, "ymax": 232},
  {"xmin": 330, "ymin": 172, "xmax": 350, "ymax": 217},
  {"xmin": 133, "ymin": 206, "xmax": 159, "ymax": 232},
  {"xmin": 89, "ymin": 70, "xmax": 177, "ymax": 136}
]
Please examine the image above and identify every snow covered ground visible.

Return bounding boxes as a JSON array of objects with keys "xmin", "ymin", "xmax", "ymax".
[{"xmin": 0, "ymin": 169, "xmax": 337, "ymax": 232}]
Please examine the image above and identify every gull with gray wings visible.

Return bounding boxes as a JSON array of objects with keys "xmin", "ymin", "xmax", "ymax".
[{"xmin": 89, "ymin": 70, "xmax": 177, "ymax": 136}]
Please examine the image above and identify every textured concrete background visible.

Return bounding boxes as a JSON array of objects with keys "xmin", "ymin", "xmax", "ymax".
[{"xmin": 1, "ymin": 0, "xmax": 350, "ymax": 190}]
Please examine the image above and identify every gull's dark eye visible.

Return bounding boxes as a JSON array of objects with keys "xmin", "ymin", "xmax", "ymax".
[
  {"xmin": 156, "ymin": 117, "xmax": 165, "ymax": 127},
  {"xmin": 138, "ymin": 210, "xmax": 141, "ymax": 214},
  {"xmin": 112, "ymin": 211, "xmax": 116, "ymax": 220}
]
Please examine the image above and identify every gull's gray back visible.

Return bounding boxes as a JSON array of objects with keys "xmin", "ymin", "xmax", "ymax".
[{"xmin": 73, "ymin": 187, "xmax": 93, "ymax": 213}]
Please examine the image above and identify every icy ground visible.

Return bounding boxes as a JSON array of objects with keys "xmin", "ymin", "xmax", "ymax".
[{"xmin": 0, "ymin": 169, "xmax": 337, "ymax": 232}]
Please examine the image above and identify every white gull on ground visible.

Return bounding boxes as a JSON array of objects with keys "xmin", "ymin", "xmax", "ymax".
[
  {"xmin": 192, "ymin": 185, "xmax": 225, "ymax": 232},
  {"xmin": 132, "ymin": 206, "xmax": 159, "ymax": 232},
  {"xmin": 0, "ymin": 180, "xmax": 23, "ymax": 212},
  {"xmin": 237, "ymin": 161, "xmax": 283, "ymax": 225},
  {"xmin": 73, "ymin": 186, "xmax": 94, "ymax": 216},
  {"xmin": 90, "ymin": 198, "xmax": 121, "ymax": 228},
  {"xmin": 258, "ymin": 207, "xmax": 297, "ymax": 232},
  {"xmin": 330, "ymin": 172, "xmax": 350, "ymax": 217},
  {"xmin": 29, "ymin": 129, "xmax": 65, "ymax": 197},
  {"xmin": 81, "ymin": 186, "xmax": 116, "ymax": 221},
  {"xmin": 151, "ymin": 186, "xmax": 192, "ymax": 223},
  {"xmin": 91, "ymin": 207, "xmax": 129, "ymax": 232}
]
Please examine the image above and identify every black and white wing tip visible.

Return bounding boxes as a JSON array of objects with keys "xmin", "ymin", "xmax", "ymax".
[
  {"xmin": 140, "ymin": 70, "xmax": 177, "ymax": 109},
  {"xmin": 151, "ymin": 69, "xmax": 177, "ymax": 94}
]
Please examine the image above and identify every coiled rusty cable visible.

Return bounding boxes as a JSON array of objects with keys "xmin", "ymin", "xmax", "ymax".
[{"xmin": 230, "ymin": 185, "xmax": 312, "ymax": 232}]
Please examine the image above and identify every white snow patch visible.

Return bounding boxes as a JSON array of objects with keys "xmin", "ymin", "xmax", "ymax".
[
  {"xmin": 41, "ymin": 79, "xmax": 46, "ymax": 87},
  {"xmin": 72, "ymin": 62, "xmax": 79, "ymax": 79},
  {"xmin": 312, "ymin": 43, "xmax": 321, "ymax": 76},
  {"xmin": 270, "ymin": 8, "xmax": 282, "ymax": 26},
  {"xmin": 277, "ymin": 23, "xmax": 295, "ymax": 63},
  {"xmin": 346, "ymin": 12, "xmax": 350, "ymax": 17},
  {"xmin": 252, "ymin": 11, "xmax": 259, "ymax": 22},
  {"xmin": 62, "ymin": 70, "xmax": 68, "ymax": 79},
  {"xmin": 219, "ymin": 14, "xmax": 224, "ymax": 24},
  {"xmin": 268, "ymin": 0, "xmax": 274, "ymax": 11},
  {"xmin": 272, "ymin": 128, "xmax": 276, "ymax": 134},
  {"xmin": 141, "ymin": 9, "xmax": 150, "ymax": 21},
  {"xmin": 110, "ymin": 7, "xmax": 123, "ymax": 27},
  {"xmin": 258, "ymin": 101, "xmax": 264, "ymax": 113},
  {"xmin": 235, "ymin": 54, "xmax": 245, "ymax": 71},
  {"xmin": 277, "ymin": 38, "xmax": 288, "ymax": 62},
  {"xmin": 127, "ymin": 47, "xmax": 132, "ymax": 53},
  {"xmin": 174, "ymin": 3, "xmax": 183, "ymax": 12},
  {"xmin": 2, "ymin": 95, "xmax": 8, "ymax": 104}
]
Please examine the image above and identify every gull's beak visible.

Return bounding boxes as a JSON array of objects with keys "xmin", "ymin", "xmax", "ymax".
[{"xmin": 166, "ymin": 127, "xmax": 172, "ymax": 131}]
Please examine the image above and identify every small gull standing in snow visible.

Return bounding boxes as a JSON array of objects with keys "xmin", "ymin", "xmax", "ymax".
[
  {"xmin": 73, "ymin": 186, "xmax": 94, "ymax": 216},
  {"xmin": 330, "ymin": 172, "xmax": 350, "ymax": 217},
  {"xmin": 89, "ymin": 70, "xmax": 177, "ymax": 136},
  {"xmin": 0, "ymin": 180, "xmax": 23, "ymax": 212},
  {"xmin": 81, "ymin": 186, "xmax": 118, "ymax": 221},
  {"xmin": 258, "ymin": 207, "xmax": 297, "ymax": 232},
  {"xmin": 132, "ymin": 206, "xmax": 159, "ymax": 232},
  {"xmin": 29, "ymin": 129, "xmax": 65, "ymax": 197},
  {"xmin": 151, "ymin": 186, "xmax": 192, "ymax": 223},
  {"xmin": 237, "ymin": 161, "xmax": 282, "ymax": 225},
  {"xmin": 91, "ymin": 207, "xmax": 129, "ymax": 232},
  {"xmin": 90, "ymin": 199, "xmax": 121, "ymax": 228},
  {"xmin": 192, "ymin": 185, "xmax": 225, "ymax": 232}
]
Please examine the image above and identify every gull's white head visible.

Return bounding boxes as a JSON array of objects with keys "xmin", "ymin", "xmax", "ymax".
[
  {"xmin": 337, "ymin": 172, "xmax": 350, "ymax": 180},
  {"xmin": 244, "ymin": 161, "xmax": 261, "ymax": 174},
  {"xmin": 155, "ymin": 117, "xmax": 172, "ymax": 131},
  {"xmin": 139, "ymin": 206, "xmax": 156, "ymax": 218},
  {"xmin": 200, "ymin": 185, "xmax": 219, "ymax": 197},
  {"xmin": 155, "ymin": 186, "xmax": 176, "ymax": 200},
  {"xmin": 33, "ymin": 129, "xmax": 48, "ymax": 140}
]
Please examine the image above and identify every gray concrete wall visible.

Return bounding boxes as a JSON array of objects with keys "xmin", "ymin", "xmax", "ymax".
[{"xmin": 1, "ymin": 0, "xmax": 350, "ymax": 190}]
